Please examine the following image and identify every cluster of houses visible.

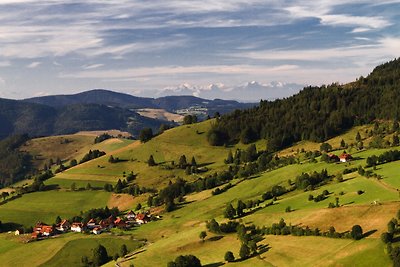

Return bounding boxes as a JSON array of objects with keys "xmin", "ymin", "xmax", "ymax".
[
  {"xmin": 31, "ymin": 210, "xmax": 151, "ymax": 240},
  {"xmin": 328, "ymin": 152, "xmax": 353, "ymax": 163}
]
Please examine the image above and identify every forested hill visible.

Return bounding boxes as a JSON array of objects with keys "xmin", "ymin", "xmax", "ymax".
[
  {"xmin": 0, "ymin": 101, "xmax": 163, "ymax": 139},
  {"xmin": 24, "ymin": 89, "xmax": 253, "ymax": 113},
  {"xmin": 208, "ymin": 58, "xmax": 400, "ymax": 149}
]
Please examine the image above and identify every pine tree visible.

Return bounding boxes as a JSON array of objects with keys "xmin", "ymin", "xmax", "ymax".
[
  {"xmin": 92, "ymin": 244, "xmax": 109, "ymax": 266},
  {"xmin": 178, "ymin": 155, "xmax": 187, "ymax": 169},
  {"xmin": 191, "ymin": 156, "xmax": 197, "ymax": 167},
  {"xmin": 147, "ymin": 155, "xmax": 156, "ymax": 166},
  {"xmin": 224, "ymin": 203, "xmax": 236, "ymax": 219}
]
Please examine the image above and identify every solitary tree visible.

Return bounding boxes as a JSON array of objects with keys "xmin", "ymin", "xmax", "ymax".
[
  {"xmin": 320, "ymin": 142, "xmax": 332, "ymax": 152},
  {"xmin": 351, "ymin": 225, "xmax": 363, "ymax": 240},
  {"xmin": 191, "ymin": 156, "xmax": 197, "ymax": 167},
  {"xmin": 199, "ymin": 231, "xmax": 207, "ymax": 242},
  {"xmin": 92, "ymin": 244, "xmax": 109, "ymax": 266},
  {"xmin": 224, "ymin": 203, "xmax": 236, "ymax": 219},
  {"xmin": 225, "ymin": 151, "xmax": 234, "ymax": 164},
  {"xmin": 178, "ymin": 155, "xmax": 187, "ymax": 169},
  {"xmin": 120, "ymin": 244, "xmax": 128, "ymax": 257},
  {"xmin": 340, "ymin": 139, "xmax": 346, "ymax": 148},
  {"xmin": 239, "ymin": 244, "xmax": 250, "ymax": 259},
  {"xmin": 236, "ymin": 200, "xmax": 246, "ymax": 217},
  {"xmin": 224, "ymin": 251, "xmax": 235, "ymax": 262},
  {"xmin": 147, "ymin": 155, "xmax": 156, "ymax": 166},
  {"xmin": 356, "ymin": 132, "xmax": 362, "ymax": 142}
]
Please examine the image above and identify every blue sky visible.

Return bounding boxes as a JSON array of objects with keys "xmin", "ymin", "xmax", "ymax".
[{"xmin": 0, "ymin": 0, "xmax": 399, "ymax": 100}]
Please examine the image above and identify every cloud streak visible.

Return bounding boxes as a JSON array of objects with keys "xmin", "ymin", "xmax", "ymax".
[{"xmin": 0, "ymin": 0, "xmax": 398, "ymax": 99}]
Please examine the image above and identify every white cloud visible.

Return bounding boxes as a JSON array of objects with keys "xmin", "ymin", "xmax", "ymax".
[
  {"xmin": 60, "ymin": 64, "xmax": 299, "ymax": 80},
  {"xmin": 26, "ymin": 61, "xmax": 42, "ymax": 68},
  {"xmin": 0, "ymin": 61, "xmax": 10, "ymax": 67},
  {"xmin": 83, "ymin": 64, "xmax": 104, "ymax": 70}
]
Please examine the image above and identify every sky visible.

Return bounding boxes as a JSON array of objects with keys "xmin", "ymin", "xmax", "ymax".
[{"xmin": 0, "ymin": 0, "xmax": 399, "ymax": 101}]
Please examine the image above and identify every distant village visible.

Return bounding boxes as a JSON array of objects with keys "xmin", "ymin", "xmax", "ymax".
[{"xmin": 25, "ymin": 210, "xmax": 157, "ymax": 240}]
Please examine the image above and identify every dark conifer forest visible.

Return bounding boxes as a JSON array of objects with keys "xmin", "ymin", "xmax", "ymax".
[{"xmin": 208, "ymin": 58, "xmax": 400, "ymax": 150}]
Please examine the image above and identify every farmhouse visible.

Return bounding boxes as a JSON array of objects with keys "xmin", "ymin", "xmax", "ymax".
[
  {"xmin": 87, "ymin": 218, "xmax": 99, "ymax": 229},
  {"xmin": 56, "ymin": 219, "xmax": 71, "ymax": 232},
  {"xmin": 339, "ymin": 153, "xmax": 353, "ymax": 162},
  {"xmin": 71, "ymin": 223, "xmax": 85, "ymax": 233},
  {"xmin": 126, "ymin": 210, "xmax": 136, "ymax": 220},
  {"xmin": 31, "ymin": 222, "xmax": 54, "ymax": 239},
  {"xmin": 92, "ymin": 227, "xmax": 103, "ymax": 235},
  {"xmin": 114, "ymin": 217, "xmax": 127, "ymax": 229},
  {"xmin": 135, "ymin": 213, "xmax": 149, "ymax": 225}
]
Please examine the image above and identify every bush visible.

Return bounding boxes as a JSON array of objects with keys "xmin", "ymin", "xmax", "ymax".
[
  {"xmin": 351, "ymin": 225, "xmax": 363, "ymax": 240},
  {"xmin": 167, "ymin": 255, "xmax": 201, "ymax": 267},
  {"xmin": 224, "ymin": 251, "xmax": 235, "ymax": 262}
]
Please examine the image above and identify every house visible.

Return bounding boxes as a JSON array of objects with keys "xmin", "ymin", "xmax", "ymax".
[
  {"xmin": 339, "ymin": 153, "xmax": 353, "ymax": 163},
  {"xmin": 328, "ymin": 154, "xmax": 339, "ymax": 162},
  {"xmin": 92, "ymin": 227, "xmax": 103, "ymax": 235},
  {"xmin": 126, "ymin": 210, "xmax": 136, "ymax": 220},
  {"xmin": 135, "ymin": 213, "xmax": 149, "ymax": 225},
  {"xmin": 15, "ymin": 230, "xmax": 20, "ymax": 236},
  {"xmin": 41, "ymin": 225, "xmax": 54, "ymax": 236},
  {"xmin": 56, "ymin": 219, "xmax": 71, "ymax": 232},
  {"xmin": 71, "ymin": 223, "xmax": 85, "ymax": 233},
  {"xmin": 114, "ymin": 218, "xmax": 127, "ymax": 229},
  {"xmin": 87, "ymin": 219, "xmax": 98, "ymax": 229}
]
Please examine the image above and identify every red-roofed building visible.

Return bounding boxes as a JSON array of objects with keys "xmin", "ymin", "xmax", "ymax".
[
  {"xmin": 114, "ymin": 217, "xmax": 127, "ymax": 229},
  {"xmin": 339, "ymin": 153, "xmax": 353, "ymax": 163},
  {"xmin": 135, "ymin": 213, "xmax": 149, "ymax": 225},
  {"xmin": 56, "ymin": 219, "xmax": 71, "ymax": 232}
]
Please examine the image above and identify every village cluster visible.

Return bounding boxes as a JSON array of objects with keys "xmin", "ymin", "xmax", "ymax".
[{"xmin": 28, "ymin": 210, "xmax": 152, "ymax": 240}]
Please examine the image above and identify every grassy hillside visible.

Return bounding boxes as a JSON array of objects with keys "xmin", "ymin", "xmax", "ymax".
[
  {"xmin": 0, "ymin": 190, "xmax": 111, "ymax": 227},
  {"xmin": 1, "ymin": 120, "xmax": 399, "ymax": 266},
  {"xmin": 0, "ymin": 233, "xmax": 142, "ymax": 267},
  {"xmin": 53, "ymin": 120, "xmax": 265, "ymax": 189},
  {"xmin": 23, "ymin": 133, "xmax": 134, "ymax": 169}
]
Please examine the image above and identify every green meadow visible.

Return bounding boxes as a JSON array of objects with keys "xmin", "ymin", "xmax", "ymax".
[{"xmin": 0, "ymin": 190, "xmax": 111, "ymax": 227}]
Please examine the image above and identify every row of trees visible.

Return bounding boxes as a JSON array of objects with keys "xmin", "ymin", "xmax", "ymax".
[
  {"xmin": 263, "ymin": 219, "xmax": 363, "ymax": 240},
  {"xmin": 366, "ymin": 150, "xmax": 400, "ymax": 167}
]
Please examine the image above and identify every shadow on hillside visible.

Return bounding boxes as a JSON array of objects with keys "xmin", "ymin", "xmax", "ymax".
[
  {"xmin": 234, "ymin": 244, "xmax": 271, "ymax": 263},
  {"xmin": 208, "ymin": 235, "xmax": 224, "ymax": 242},
  {"xmin": 203, "ymin": 262, "xmax": 224, "ymax": 267},
  {"xmin": 1, "ymin": 222, "xmax": 23, "ymax": 232},
  {"xmin": 198, "ymin": 162, "xmax": 215, "ymax": 168},
  {"xmin": 342, "ymin": 201, "xmax": 355, "ymax": 206},
  {"xmin": 363, "ymin": 229, "xmax": 377, "ymax": 238}
]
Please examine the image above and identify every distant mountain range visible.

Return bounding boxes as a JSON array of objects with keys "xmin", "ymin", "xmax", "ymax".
[
  {"xmin": 151, "ymin": 81, "xmax": 304, "ymax": 101},
  {"xmin": 0, "ymin": 90, "xmax": 255, "ymax": 139}
]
